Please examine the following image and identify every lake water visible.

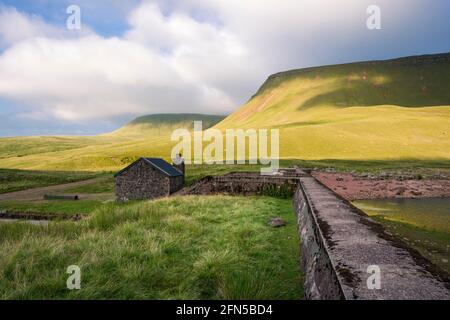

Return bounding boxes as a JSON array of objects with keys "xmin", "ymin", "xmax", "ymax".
[{"xmin": 353, "ymin": 198, "xmax": 450, "ymax": 233}]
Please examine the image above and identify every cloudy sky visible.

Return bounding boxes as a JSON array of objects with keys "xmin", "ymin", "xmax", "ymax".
[{"xmin": 0, "ymin": 0, "xmax": 449, "ymax": 136}]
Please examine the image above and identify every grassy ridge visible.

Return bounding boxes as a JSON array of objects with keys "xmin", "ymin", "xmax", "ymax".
[
  {"xmin": 216, "ymin": 55, "xmax": 450, "ymax": 161},
  {"xmin": 107, "ymin": 113, "xmax": 225, "ymax": 137},
  {"xmin": 0, "ymin": 54, "xmax": 449, "ymax": 171},
  {"xmin": 0, "ymin": 115, "xmax": 225, "ymax": 171},
  {"xmin": 0, "ymin": 196, "xmax": 302, "ymax": 299},
  {"xmin": 0, "ymin": 136, "xmax": 103, "ymax": 159}
]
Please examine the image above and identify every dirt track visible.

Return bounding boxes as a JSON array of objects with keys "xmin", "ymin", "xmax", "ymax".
[{"xmin": 0, "ymin": 177, "xmax": 111, "ymax": 201}]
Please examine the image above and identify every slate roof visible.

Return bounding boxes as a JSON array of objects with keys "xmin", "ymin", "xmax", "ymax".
[{"xmin": 114, "ymin": 157, "xmax": 183, "ymax": 177}]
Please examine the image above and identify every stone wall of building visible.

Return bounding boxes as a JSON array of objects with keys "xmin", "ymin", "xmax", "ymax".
[
  {"xmin": 116, "ymin": 158, "xmax": 170, "ymax": 201},
  {"xmin": 170, "ymin": 175, "xmax": 184, "ymax": 194}
]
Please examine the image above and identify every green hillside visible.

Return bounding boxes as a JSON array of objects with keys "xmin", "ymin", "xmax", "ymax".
[
  {"xmin": 0, "ymin": 114, "xmax": 225, "ymax": 171},
  {"xmin": 0, "ymin": 53, "xmax": 449, "ymax": 171},
  {"xmin": 108, "ymin": 113, "xmax": 225, "ymax": 137},
  {"xmin": 215, "ymin": 53, "xmax": 450, "ymax": 160}
]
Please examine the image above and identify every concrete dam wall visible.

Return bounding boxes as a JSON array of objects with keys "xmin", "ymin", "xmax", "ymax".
[
  {"xmin": 179, "ymin": 170, "xmax": 449, "ymax": 299},
  {"xmin": 294, "ymin": 177, "xmax": 449, "ymax": 300}
]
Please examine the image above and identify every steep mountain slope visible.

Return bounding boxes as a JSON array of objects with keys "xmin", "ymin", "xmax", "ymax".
[
  {"xmin": 0, "ymin": 54, "xmax": 449, "ymax": 171},
  {"xmin": 215, "ymin": 53, "xmax": 450, "ymax": 160}
]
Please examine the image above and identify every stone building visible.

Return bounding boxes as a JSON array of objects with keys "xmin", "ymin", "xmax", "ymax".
[{"xmin": 115, "ymin": 157, "xmax": 184, "ymax": 201}]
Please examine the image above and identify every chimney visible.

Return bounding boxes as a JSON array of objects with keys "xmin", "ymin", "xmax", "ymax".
[
  {"xmin": 172, "ymin": 155, "xmax": 185, "ymax": 185},
  {"xmin": 173, "ymin": 161, "xmax": 185, "ymax": 176}
]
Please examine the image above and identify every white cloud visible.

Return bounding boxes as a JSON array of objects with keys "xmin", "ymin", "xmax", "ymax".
[
  {"xmin": 125, "ymin": 2, "xmax": 265, "ymax": 103},
  {"xmin": 0, "ymin": 34, "xmax": 236, "ymax": 121},
  {"xmin": 0, "ymin": 0, "xmax": 431, "ymax": 129},
  {"xmin": 0, "ymin": 5, "xmax": 92, "ymax": 48},
  {"xmin": 0, "ymin": 6, "xmax": 59, "ymax": 47},
  {"xmin": 0, "ymin": 4, "xmax": 239, "ymax": 122}
]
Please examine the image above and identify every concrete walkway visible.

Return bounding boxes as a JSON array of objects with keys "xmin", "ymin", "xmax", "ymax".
[{"xmin": 299, "ymin": 176, "xmax": 449, "ymax": 299}]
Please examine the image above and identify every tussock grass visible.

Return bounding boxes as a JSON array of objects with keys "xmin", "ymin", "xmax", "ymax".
[
  {"xmin": 0, "ymin": 196, "xmax": 302, "ymax": 300},
  {"xmin": 0, "ymin": 200, "xmax": 105, "ymax": 216},
  {"xmin": 64, "ymin": 176, "xmax": 115, "ymax": 194}
]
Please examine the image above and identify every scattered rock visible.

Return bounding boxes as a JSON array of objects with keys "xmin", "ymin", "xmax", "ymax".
[
  {"xmin": 392, "ymin": 186, "xmax": 407, "ymax": 195},
  {"xmin": 269, "ymin": 217, "xmax": 286, "ymax": 228}
]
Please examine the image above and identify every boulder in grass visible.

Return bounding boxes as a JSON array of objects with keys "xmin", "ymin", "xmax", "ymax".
[{"xmin": 269, "ymin": 217, "xmax": 286, "ymax": 228}]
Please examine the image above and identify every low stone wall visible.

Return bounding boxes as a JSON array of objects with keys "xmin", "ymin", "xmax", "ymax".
[
  {"xmin": 295, "ymin": 177, "xmax": 450, "ymax": 300},
  {"xmin": 177, "ymin": 170, "xmax": 305, "ymax": 196},
  {"xmin": 294, "ymin": 184, "xmax": 345, "ymax": 299}
]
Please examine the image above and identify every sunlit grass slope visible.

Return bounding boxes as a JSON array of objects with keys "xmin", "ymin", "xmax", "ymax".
[
  {"xmin": 0, "ymin": 114, "xmax": 224, "ymax": 171},
  {"xmin": 0, "ymin": 54, "xmax": 449, "ymax": 171},
  {"xmin": 215, "ymin": 53, "xmax": 450, "ymax": 160}
]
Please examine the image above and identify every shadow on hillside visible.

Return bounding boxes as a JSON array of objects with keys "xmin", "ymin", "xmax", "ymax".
[
  {"xmin": 253, "ymin": 54, "xmax": 450, "ymax": 105},
  {"xmin": 298, "ymin": 76, "xmax": 450, "ymax": 110}
]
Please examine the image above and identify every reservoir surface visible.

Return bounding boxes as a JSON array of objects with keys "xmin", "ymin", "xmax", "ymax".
[
  {"xmin": 353, "ymin": 197, "xmax": 449, "ymax": 273},
  {"xmin": 353, "ymin": 198, "xmax": 450, "ymax": 233}
]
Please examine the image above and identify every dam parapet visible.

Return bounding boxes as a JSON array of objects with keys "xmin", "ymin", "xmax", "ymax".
[{"xmin": 295, "ymin": 176, "xmax": 450, "ymax": 300}]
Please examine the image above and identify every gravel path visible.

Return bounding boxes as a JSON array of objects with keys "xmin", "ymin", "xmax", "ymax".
[{"xmin": 0, "ymin": 177, "xmax": 110, "ymax": 201}]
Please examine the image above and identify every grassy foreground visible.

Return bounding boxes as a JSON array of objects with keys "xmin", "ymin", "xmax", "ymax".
[
  {"xmin": 0, "ymin": 196, "xmax": 302, "ymax": 299},
  {"xmin": 0, "ymin": 200, "xmax": 106, "ymax": 216}
]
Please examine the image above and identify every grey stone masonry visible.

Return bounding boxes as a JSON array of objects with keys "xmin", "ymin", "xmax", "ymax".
[
  {"xmin": 115, "ymin": 158, "xmax": 184, "ymax": 201},
  {"xmin": 176, "ymin": 169, "xmax": 306, "ymax": 196},
  {"xmin": 295, "ymin": 176, "xmax": 450, "ymax": 300}
]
